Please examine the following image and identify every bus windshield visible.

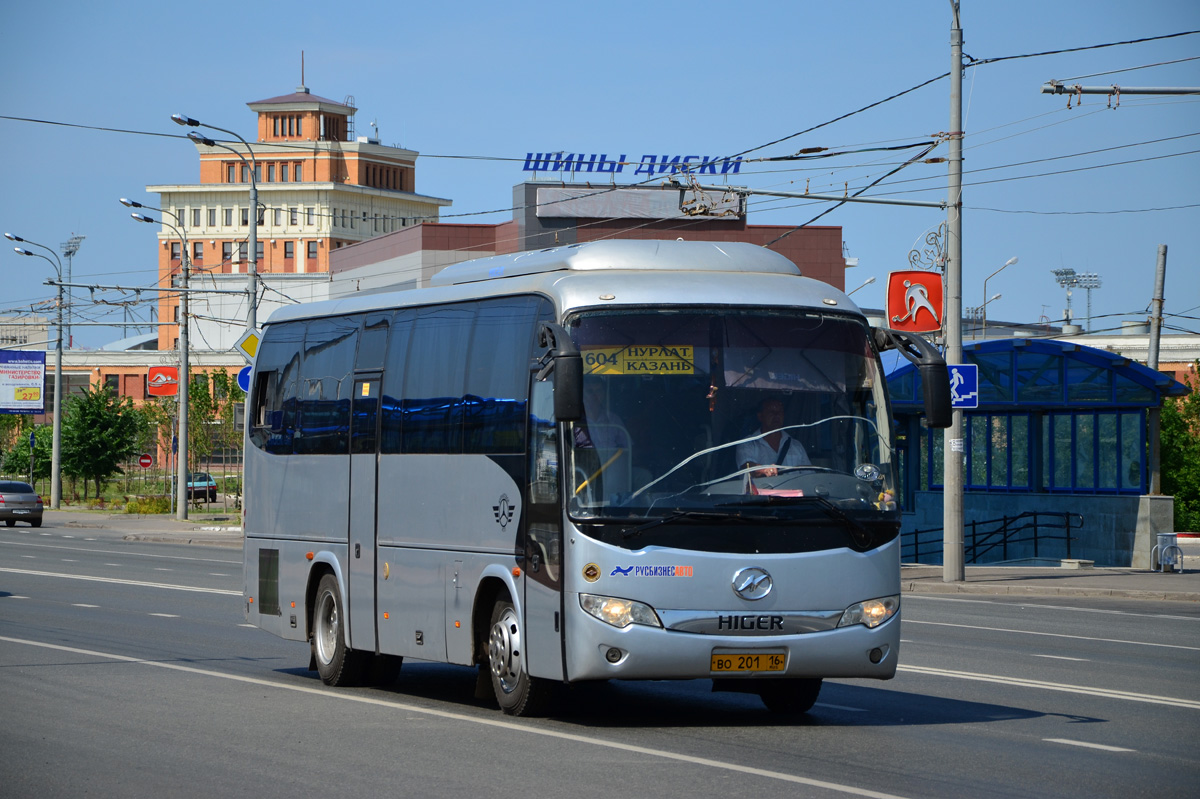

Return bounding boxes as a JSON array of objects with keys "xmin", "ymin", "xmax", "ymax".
[{"xmin": 564, "ymin": 308, "xmax": 896, "ymax": 530}]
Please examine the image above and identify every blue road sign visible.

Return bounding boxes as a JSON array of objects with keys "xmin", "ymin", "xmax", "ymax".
[
  {"xmin": 30, "ymin": 431, "xmax": 35, "ymax": 449},
  {"xmin": 948, "ymin": 363, "xmax": 979, "ymax": 409},
  {"xmin": 237, "ymin": 365, "xmax": 252, "ymax": 393}
]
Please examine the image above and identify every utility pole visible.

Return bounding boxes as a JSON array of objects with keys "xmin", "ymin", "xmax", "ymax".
[
  {"xmin": 1147, "ymin": 245, "xmax": 1167, "ymax": 495},
  {"xmin": 943, "ymin": 0, "xmax": 966, "ymax": 583},
  {"xmin": 60, "ymin": 235, "xmax": 84, "ymax": 348}
]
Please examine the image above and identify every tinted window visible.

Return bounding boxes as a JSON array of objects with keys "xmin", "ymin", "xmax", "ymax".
[
  {"xmin": 250, "ymin": 321, "xmax": 305, "ymax": 454},
  {"xmin": 380, "ymin": 310, "xmax": 414, "ymax": 454},
  {"xmin": 356, "ymin": 313, "xmax": 390, "ymax": 372},
  {"xmin": 296, "ymin": 316, "xmax": 358, "ymax": 454},
  {"xmin": 403, "ymin": 305, "xmax": 474, "ymax": 453},
  {"xmin": 463, "ymin": 297, "xmax": 542, "ymax": 453}
]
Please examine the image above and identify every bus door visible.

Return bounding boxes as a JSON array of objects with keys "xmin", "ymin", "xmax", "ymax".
[
  {"xmin": 348, "ymin": 372, "xmax": 382, "ymax": 652},
  {"xmin": 523, "ymin": 377, "xmax": 566, "ymax": 680}
]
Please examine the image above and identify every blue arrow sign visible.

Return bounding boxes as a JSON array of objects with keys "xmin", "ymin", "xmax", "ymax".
[
  {"xmin": 237, "ymin": 365, "xmax": 252, "ymax": 393},
  {"xmin": 948, "ymin": 363, "xmax": 979, "ymax": 409}
]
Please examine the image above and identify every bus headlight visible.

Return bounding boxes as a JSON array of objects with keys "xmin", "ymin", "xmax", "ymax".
[
  {"xmin": 837, "ymin": 595, "xmax": 899, "ymax": 629},
  {"xmin": 580, "ymin": 594, "xmax": 662, "ymax": 629}
]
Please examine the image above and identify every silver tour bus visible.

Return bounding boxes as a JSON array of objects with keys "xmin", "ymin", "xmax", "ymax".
[{"xmin": 243, "ymin": 239, "xmax": 950, "ymax": 715}]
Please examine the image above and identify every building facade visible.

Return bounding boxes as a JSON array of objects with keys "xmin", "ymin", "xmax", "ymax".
[{"xmin": 147, "ymin": 84, "xmax": 450, "ymax": 351}]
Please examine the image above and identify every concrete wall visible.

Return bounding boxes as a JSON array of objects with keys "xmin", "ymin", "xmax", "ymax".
[{"xmin": 901, "ymin": 490, "xmax": 1173, "ymax": 567}]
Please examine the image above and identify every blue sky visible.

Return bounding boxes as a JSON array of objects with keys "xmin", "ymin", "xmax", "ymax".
[{"xmin": 2, "ymin": 0, "xmax": 1197, "ymax": 349}]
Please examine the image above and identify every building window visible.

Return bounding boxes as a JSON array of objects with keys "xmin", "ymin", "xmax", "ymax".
[
  {"xmin": 350, "ymin": 212, "xmax": 355, "ymax": 230},
  {"xmin": 241, "ymin": 208, "xmax": 249, "ymax": 226},
  {"xmin": 241, "ymin": 165, "xmax": 249, "ymax": 183},
  {"xmin": 170, "ymin": 242, "xmax": 181, "ymax": 260},
  {"xmin": 267, "ymin": 164, "xmax": 275, "ymax": 182},
  {"xmin": 332, "ymin": 208, "xmax": 339, "ymax": 228},
  {"xmin": 223, "ymin": 242, "xmax": 233, "ymax": 262},
  {"xmin": 284, "ymin": 241, "xmax": 294, "ymax": 259},
  {"xmin": 307, "ymin": 241, "xmax": 318, "ymax": 260},
  {"xmin": 274, "ymin": 208, "xmax": 282, "ymax": 226},
  {"xmin": 193, "ymin": 241, "xmax": 203, "ymax": 262},
  {"xmin": 273, "ymin": 116, "xmax": 280, "ymax": 137},
  {"xmin": 254, "ymin": 164, "xmax": 262, "ymax": 183},
  {"xmin": 227, "ymin": 164, "xmax": 235, "ymax": 183},
  {"xmin": 223, "ymin": 208, "xmax": 233, "ymax": 226},
  {"xmin": 281, "ymin": 164, "xmax": 289, "ymax": 182},
  {"xmin": 238, "ymin": 242, "xmax": 248, "ymax": 261},
  {"xmin": 104, "ymin": 374, "xmax": 119, "ymax": 394},
  {"xmin": 173, "ymin": 305, "xmax": 180, "ymax": 322},
  {"xmin": 305, "ymin": 207, "xmax": 314, "ymax": 225},
  {"xmin": 294, "ymin": 163, "xmax": 303, "ymax": 182},
  {"xmin": 208, "ymin": 208, "xmax": 216, "ymax": 227},
  {"xmin": 192, "ymin": 208, "xmax": 201, "ymax": 227},
  {"xmin": 296, "ymin": 117, "xmax": 303, "ymax": 137},
  {"xmin": 289, "ymin": 207, "xmax": 298, "ymax": 225},
  {"xmin": 256, "ymin": 241, "xmax": 264, "ymax": 260}
]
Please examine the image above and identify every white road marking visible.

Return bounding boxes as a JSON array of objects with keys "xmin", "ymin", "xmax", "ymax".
[
  {"xmin": 1030, "ymin": 654, "xmax": 1088, "ymax": 662},
  {"xmin": 154, "ymin": 568, "xmax": 174, "ymax": 572},
  {"xmin": 905, "ymin": 594, "xmax": 1200, "ymax": 622},
  {"xmin": 1, "ymin": 596, "xmax": 29, "ymax": 600},
  {"xmin": 237, "ymin": 624, "xmax": 257, "ymax": 628},
  {"xmin": 0, "ymin": 539, "xmax": 238, "ymax": 565},
  {"xmin": 0, "ymin": 634, "xmax": 915, "ymax": 799},
  {"xmin": 0, "ymin": 567, "xmax": 240, "ymax": 596},
  {"xmin": 904, "ymin": 619, "xmax": 1200, "ymax": 652},
  {"xmin": 149, "ymin": 613, "xmax": 180, "ymax": 618},
  {"xmin": 899, "ymin": 664, "xmax": 1200, "ymax": 709},
  {"xmin": 105, "ymin": 563, "xmax": 121, "ymax": 567},
  {"xmin": 815, "ymin": 702, "xmax": 868, "ymax": 712},
  {"xmin": 62, "ymin": 559, "xmax": 78, "ymax": 563},
  {"xmin": 209, "ymin": 573, "xmax": 229, "ymax": 577},
  {"xmin": 1044, "ymin": 738, "xmax": 1135, "ymax": 753},
  {"xmin": 71, "ymin": 604, "xmax": 99, "ymax": 608},
  {"xmin": 20, "ymin": 555, "xmax": 35, "ymax": 559}
]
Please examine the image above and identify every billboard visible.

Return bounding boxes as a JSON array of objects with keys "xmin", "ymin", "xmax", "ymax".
[{"xmin": 0, "ymin": 351, "xmax": 47, "ymax": 414}]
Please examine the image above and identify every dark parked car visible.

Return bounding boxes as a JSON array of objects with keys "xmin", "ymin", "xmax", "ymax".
[
  {"xmin": 187, "ymin": 472, "xmax": 218, "ymax": 503},
  {"xmin": 0, "ymin": 481, "xmax": 43, "ymax": 527}
]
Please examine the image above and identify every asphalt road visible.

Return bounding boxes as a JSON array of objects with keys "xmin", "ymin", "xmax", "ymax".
[{"xmin": 2, "ymin": 520, "xmax": 1198, "ymax": 798}]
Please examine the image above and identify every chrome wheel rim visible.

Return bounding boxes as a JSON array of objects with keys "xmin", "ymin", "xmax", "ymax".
[
  {"xmin": 315, "ymin": 590, "xmax": 338, "ymax": 665},
  {"xmin": 488, "ymin": 607, "xmax": 523, "ymax": 694}
]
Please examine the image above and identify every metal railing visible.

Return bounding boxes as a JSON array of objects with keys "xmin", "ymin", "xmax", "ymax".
[{"xmin": 902, "ymin": 511, "xmax": 1084, "ymax": 564}]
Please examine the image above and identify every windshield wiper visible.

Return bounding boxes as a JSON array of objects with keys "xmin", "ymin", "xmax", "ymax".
[
  {"xmin": 716, "ymin": 495, "xmax": 876, "ymax": 550},
  {"xmin": 622, "ymin": 510, "xmax": 749, "ymax": 540}
]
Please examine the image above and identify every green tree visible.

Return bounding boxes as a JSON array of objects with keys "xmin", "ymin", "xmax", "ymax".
[
  {"xmin": 188, "ymin": 372, "xmax": 217, "ymax": 470},
  {"xmin": 1161, "ymin": 362, "xmax": 1200, "ymax": 533},
  {"xmin": 60, "ymin": 383, "xmax": 144, "ymax": 500},
  {"xmin": 1, "ymin": 423, "xmax": 51, "ymax": 483}
]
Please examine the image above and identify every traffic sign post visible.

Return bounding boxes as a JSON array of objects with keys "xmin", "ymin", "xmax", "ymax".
[{"xmin": 138, "ymin": 453, "xmax": 153, "ymax": 469}]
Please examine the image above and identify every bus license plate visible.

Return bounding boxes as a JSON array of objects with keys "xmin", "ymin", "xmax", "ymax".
[{"xmin": 710, "ymin": 653, "xmax": 786, "ymax": 673}]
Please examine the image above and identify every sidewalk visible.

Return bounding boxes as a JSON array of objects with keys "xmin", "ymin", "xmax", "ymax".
[{"xmin": 42, "ymin": 511, "xmax": 1200, "ymax": 601}]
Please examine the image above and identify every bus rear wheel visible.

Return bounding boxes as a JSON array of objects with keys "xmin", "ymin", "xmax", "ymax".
[
  {"xmin": 312, "ymin": 574, "xmax": 366, "ymax": 686},
  {"xmin": 758, "ymin": 677, "xmax": 822, "ymax": 714},
  {"xmin": 487, "ymin": 599, "xmax": 550, "ymax": 716}
]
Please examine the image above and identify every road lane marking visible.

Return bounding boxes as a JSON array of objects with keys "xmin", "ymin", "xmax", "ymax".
[
  {"xmin": 815, "ymin": 703, "xmax": 868, "ymax": 712},
  {"xmin": 154, "ymin": 568, "xmax": 174, "ymax": 572},
  {"xmin": 906, "ymin": 595, "xmax": 1200, "ymax": 622},
  {"xmin": 1030, "ymin": 654, "xmax": 1088, "ymax": 662},
  {"xmin": 0, "ymin": 567, "xmax": 240, "ymax": 596},
  {"xmin": 1044, "ymin": 738, "xmax": 1135, "ymax": 753},
  {"xmin": 899, "ymin": 664, "xmax": 1200, "ymax": 709},
  {"xmin": 149, "ymin": 613, "xmax": 180, "ymax": 618},
  {"xmin": 1, "ymin": 596, "xmax": 29, "ymax": 600},
  {"xmin": 0, "ymin": 635, "xmax": 914, "ymax": 799},
  {"xmin": 904, "ymin": 619, "xmax": 1200, "ymax": 652},
  {"xmin": 0, "ymin": 539, "xmax": 239, "ymax": 565},
  {"xmin": 72, "ymin": 604, "xmax": 99, "ymax": 608}
]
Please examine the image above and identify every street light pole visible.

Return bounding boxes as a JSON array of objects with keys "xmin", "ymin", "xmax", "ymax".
[
  {"xmin": 130, "ymin": 209, "xmax": 190, "ymax": 520},
  {"xmin": 7, "ymin": 233, "xmax": 64, "ymax": 510},
  {"xmin": 981, "ymin": 257, "xmax": 1018, "ymax": 339},
  {"xmin": 847, "ymin": 276, "xmax": 876, "ymax": 296},
  {"xmin": 171, "ymin": 114, "xmax": 259, "ymax": 331}
]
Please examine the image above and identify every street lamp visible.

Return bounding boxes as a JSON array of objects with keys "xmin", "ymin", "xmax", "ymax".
[
  {"xmin": 171, "ymin": 114, "xmax": 260, "ymax": 331},
  {"xmin": 129, "ymin": 208, "xmax": 191, "ymax": 521},
  {"xmin": 981, "ymin": 256, "xmax": 1018, "ymax": 339},
  {"xmin": 7, "ymin": 233, "xmax": 64, "ymax": 509},
  {"xmin": 847, "ymin": 276, "xmax": 876, "ymax": 296}
]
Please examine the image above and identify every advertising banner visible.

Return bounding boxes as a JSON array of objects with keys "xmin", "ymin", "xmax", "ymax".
[{"xmin": 0, "ymin": 350, "xmax": 47, "ymax": 414}]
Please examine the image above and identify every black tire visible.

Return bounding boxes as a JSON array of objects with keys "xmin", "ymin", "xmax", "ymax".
[
  {"xmin": 311, "ymin": 574, "xmax": 367, "ymax": 686},
  {"xmin": 30, "ymin": 518, "xmax": 41, "ymax": 528},
  {"xmin": 487, "ymin": 598, "xmax": 551, "ymax": 716},
  {"xmin": 4, "ymin": 519, "xmax": 14, "ymax": 527},
  {"xmin": 759, "ymin": 678, "xmax": 822, "ymax": 714}
]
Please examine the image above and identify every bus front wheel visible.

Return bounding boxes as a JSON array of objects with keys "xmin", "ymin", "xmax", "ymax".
[
  {"xmin": 758, "ymin": 677, "xmax": 822, "ymax": 714},
  {"xmin": 312, "ymin": 574, "xmax": 366, "ymax": 686},
  {"xmin": 487, "ymin": 599, "xmax": 550, "ymax": 716}
]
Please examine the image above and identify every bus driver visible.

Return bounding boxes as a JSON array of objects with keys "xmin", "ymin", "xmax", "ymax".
[{"xmin": 734, "ymin": 398, "xmax": 811, "ymax": 477}]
